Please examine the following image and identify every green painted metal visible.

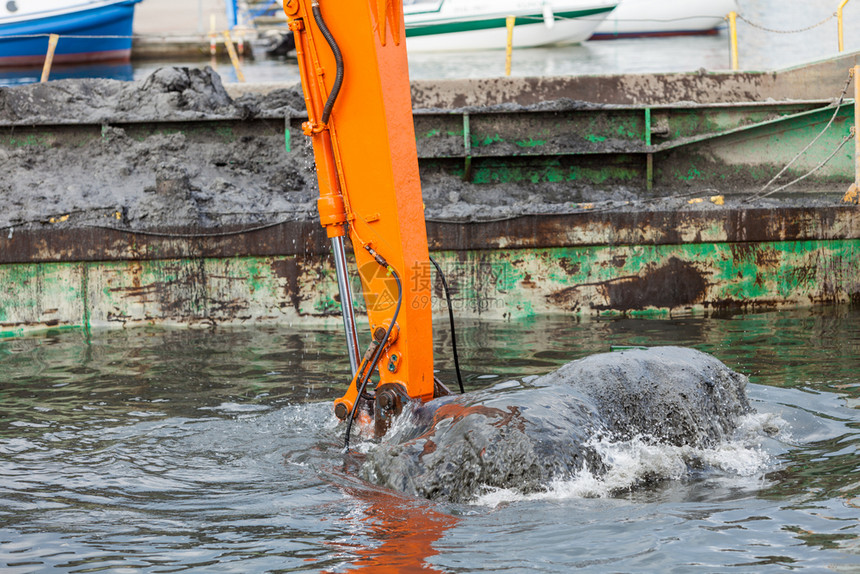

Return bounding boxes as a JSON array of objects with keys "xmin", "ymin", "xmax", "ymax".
[
  {"xmin": 463, "ymin": 113, "xmax": 472, "ymax": 182},
  {"xmin": 645, "ymin": 108, "xmax": 653, "ymax": 191},
  {"xmin": 5, "ymin": 98, "xmax": 854, "ymax": 194},
  {"xmin": 2, "ymin": 238, "xmax": 857, "ymax": 337},
  {"xmin": 411, "ymin": 99, "xmax": 856, "ymax": 189},
  {"xmin": 431, "ymin": 154, "xmax": 642, "ymax": 185},
  {"xmin": 0, "ymin": 255, "xmax": 344, "ymax": 336},
  {"xmin": 645, "ymin": 108, "xmax": 652, "ymax": 146}
]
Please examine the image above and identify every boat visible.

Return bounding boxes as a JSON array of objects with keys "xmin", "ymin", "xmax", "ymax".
[
  {"xmin": 0, "ymin": 0, "xmax": 142, "ymax": 67},
  {"xmin": 592, "ymin": 0, "xmax": 738, "ymax": 39},
  {"xmin": 404, "ymin": 0, "xmax": 619, "ymax": 52}
]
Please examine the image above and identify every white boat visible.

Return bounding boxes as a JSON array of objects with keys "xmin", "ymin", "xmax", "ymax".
[
  {"xmin": 404, "ymin": 0, "xmax": 619, "ymax": 52},
  {"xmin": 592, "ymin": 0, "xmax": 738, "ymax": 39}
]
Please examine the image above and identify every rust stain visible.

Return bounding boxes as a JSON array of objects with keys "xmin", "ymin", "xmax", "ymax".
[
  {"xmin": 546, "ymin": 285, "xmax": 582, "ymax": 312},
  {"xmin": 0, "ymin": 208, "xmax": 856, "ymax": 265},
  {"xmin": 549, "ymin": 257, "xmax": 710, "ymax": 312},
  {"xmin": 597, "ymin": 257, "xmax": 709, "ymax": 310},
  {"xmin": 730, "ymin": 243, "xmax": 757, "ymax": 263},
  {"xmin": 558, "ymin": 257, "xmax": 581, "ymax": 276},
  {"xmin": 704, "ymin": 299, "xmax": 783, "ymax": 312},
  {"xmin": 130, "ymin": 261, "xmax": 142, "ymax": 290},
  {"xmin": 521, "ymin": 271, "xmax": 537, "ymax": 289},
  {"xmin": 755, "ymin": 247, "xmax": 781, "ymax": 268},
  {"xmin": 406, "ymin": 403, "xmax": 528, "ymax": 448},
  {"xmin": 789, "ymin": 264, "xmax": 819, "ymax": 290},
  {"xmin": 270, "ymin": 258, "xmax": 303, "ymax": 313},
  {"xmin": 610, "ymin": 254, "xmax": 627, "ymax": 268},
  {"xmin": 110, "ymin": 281, "xmax": 169, "ymax": 301}
]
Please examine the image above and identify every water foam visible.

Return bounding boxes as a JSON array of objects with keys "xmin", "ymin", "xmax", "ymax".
[
  {"xmin": 199, "ymin": 402, "xmax": 271, "ymax": 414},
  {"xmin": 474, "ymin": 413, "xmax": 778, "ymax": 508}
]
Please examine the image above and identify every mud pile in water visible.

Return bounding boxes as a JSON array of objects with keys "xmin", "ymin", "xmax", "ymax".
[{"xmin": 360, "ymin": 347, "xmax": 754, "ymax": 503}]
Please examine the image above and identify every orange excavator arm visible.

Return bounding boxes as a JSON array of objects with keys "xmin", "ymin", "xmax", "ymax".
[{"xmin": 283, "ymin": 0, "xmax": 438, "ymax": 431}]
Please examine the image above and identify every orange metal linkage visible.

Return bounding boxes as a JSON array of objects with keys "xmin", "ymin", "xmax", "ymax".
[{"xmin": 283, "ymin": 0, "xmax": 436, "ymax": 418}]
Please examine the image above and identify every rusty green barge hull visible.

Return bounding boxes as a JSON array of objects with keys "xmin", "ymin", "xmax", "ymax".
[
  {"xmin": 2, "ymin": 56, "xmax": 859, "ymax": 335},
  {"xmin": 1, "ymin": 206, "xmax": 857, "ymax": 337}
]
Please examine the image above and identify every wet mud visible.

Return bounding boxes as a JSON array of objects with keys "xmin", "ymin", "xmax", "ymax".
[
  {"xmin": 0, "ymin": 68, "xmax": 318, "ymax": 229},
  {"xmin": 0, "ymin": 67, "xmax": 841, "ymax": 232},
  {"xmin": 360, "ymin": 347, "xmax": 753, "ymax": 503},
  {"xmin": 0, "ymin": 67, "xmax": 302, "ymax": 124}
]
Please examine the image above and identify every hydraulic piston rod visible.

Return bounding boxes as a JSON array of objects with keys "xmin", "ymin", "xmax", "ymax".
[{"xmin": 331, "ymin": 235, "xmax": 360, "ymax": 376}]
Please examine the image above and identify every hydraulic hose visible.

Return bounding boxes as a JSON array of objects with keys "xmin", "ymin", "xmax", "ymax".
[
  {"xmin": 312, "ymin": 0, "xmax": 344, "ymax": 125},
  {"xmin": 344, "ymin": 261, "xmax": 403, "ymax": 450},
  {"xmin": 430, "ymin": 256, "xmax": 465, "ymax": 394}
]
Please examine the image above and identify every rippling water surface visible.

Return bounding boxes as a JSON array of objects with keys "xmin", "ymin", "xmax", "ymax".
[{"xmin": 2, "ymin": 306, "xmax": 859, "ymax": 572}]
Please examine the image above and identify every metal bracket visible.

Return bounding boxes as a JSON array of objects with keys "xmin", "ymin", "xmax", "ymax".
[{"xmin": 463, "ymin": 113, "xmax": 473, "ymax": 182}]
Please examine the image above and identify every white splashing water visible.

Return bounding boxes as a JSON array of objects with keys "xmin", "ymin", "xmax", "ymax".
[
  {"xmin": 199, "ymin": 402, "xmax": 271, "ymax": 413},
  {"xmin": 474, "ymin": 413, "xmax": 783, "ymax": 508}
]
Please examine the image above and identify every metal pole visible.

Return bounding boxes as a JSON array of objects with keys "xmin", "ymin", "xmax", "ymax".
[
  {"xmin": 331, "ymin": 236, "xmax": 360, "ymax": 377},
  {"xmin": 854, "ymin": 65, "xmax": 859, "ymax": 190},
  {"xmin": 846, "ymin": 66, "xmax": 860, "ymax": 203},
  {"xmin": 210, "ymin": 14, "xmax": 217, "ymax": 57},
  {"xmin": 838, "ymin": 0, "xmax": 851, "ymax": 52},
  {"xmin": 223, "ymin": 30, "xmax": 246, "ymax": 82},
  {"xmin": 728, "ymin": 11, "xmax": 739, "ymax": 71},
  {"xmin": 645, "ymin": 107, "xmax": 653, "ymax": 191},
  {"xmin": 505, "ymin": 16, "xmax": 515, "ymax": 76}
]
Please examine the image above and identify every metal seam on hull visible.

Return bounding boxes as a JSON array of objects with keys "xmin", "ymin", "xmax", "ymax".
[{"xmin": 0, "ymin": 207, "xmax": 858, "ymax": 264}]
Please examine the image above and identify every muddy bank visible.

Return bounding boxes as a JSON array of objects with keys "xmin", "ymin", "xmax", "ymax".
[
  {"xmin": 0, "ymin": 67, "xmax": 848, "ymax": 232},
  {"xmin": 360, "ymin": 347, "xmax": 755, "ymax": 503}
]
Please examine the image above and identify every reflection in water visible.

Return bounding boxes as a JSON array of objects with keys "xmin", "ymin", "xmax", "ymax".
[
  {"xmin": 0, "ymin": 61, "xmax": 134, "ymax": 86},
  {"xmin": 325, "ymin": 484, "xmax": 458, "ymax": 573}
]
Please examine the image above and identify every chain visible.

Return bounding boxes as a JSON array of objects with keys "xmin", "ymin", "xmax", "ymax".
[
  {"xmin": 735, "ymin": 12, "xmax": 835, "ymax": 34},
  {"xmin": 516, "ymin": 11, "xmax": 835, "ymax": 32},
  {"xmin": 0, "ymin": 33, "xmax": 139, "ymax": 39}
]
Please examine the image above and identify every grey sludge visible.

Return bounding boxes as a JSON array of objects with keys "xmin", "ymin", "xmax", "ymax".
[{"xmin": 360, "ymin": 346, "xmax": 752, "ymax": 503}]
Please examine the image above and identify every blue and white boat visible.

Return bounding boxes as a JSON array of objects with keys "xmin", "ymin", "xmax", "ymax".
[{"xmin": 0, "ymin": 0, "xmax": 142, "ymax": 67}]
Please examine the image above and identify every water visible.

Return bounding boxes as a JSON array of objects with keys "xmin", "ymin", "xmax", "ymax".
[
  {"xmin": 1, "ymin": 306, "xmax": 859, "ymax": 572},
  {"xmin": 3, "ymin": 0, "xmax": 860, "ymax": 86}
]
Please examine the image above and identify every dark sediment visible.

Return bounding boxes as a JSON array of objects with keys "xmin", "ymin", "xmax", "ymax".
[
  {"xmin": 0, "ymin": 68, "xmax": 317, "ymax": 229},
  {"xmin": 0, "ymin": 67, "xmax": 845, "ymax": 233},
  {"xmin": 360, "ymin": 346, "xmax": 753, "ymax": 503}
]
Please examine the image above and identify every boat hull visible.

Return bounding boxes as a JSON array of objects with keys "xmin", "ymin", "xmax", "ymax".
[
  {"xmin": 405, "ymin": 3, "xmax": 617, "ymax": 52},
  {"xmin": 592, "ymin": 0, "xmax": 738, "ymax": 39},
  {"xmin": 0, "ymin": 1, "xmax": 139, "ymax": 67}
]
